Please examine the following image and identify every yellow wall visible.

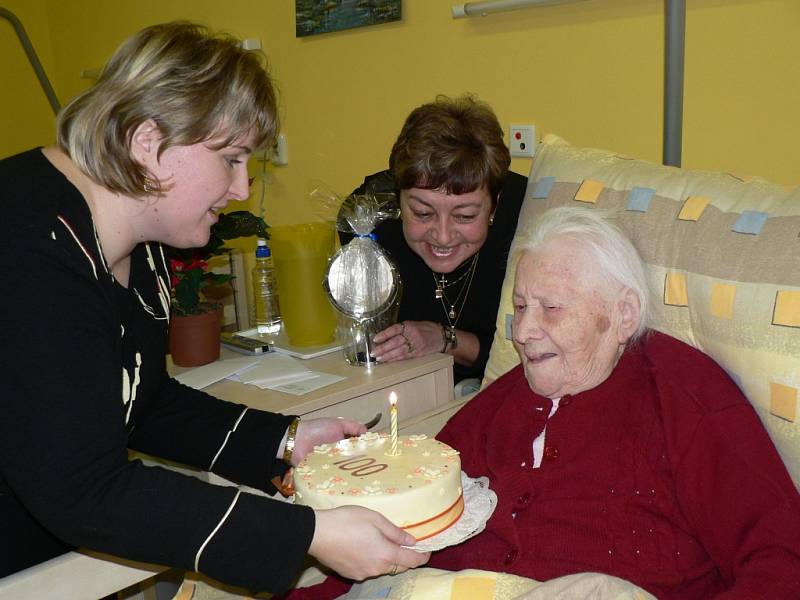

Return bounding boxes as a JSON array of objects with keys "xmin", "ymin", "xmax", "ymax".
[
  {"xmin": 683, "ymin": 0, "xmax": 799, "ymax": 183},
  {"xmin": 1, "ymin": 0, "xmax": 57, "ymax": 156},
  {"xmin": 4, "ymin": 0, "xmax": 798, "ymax": 226}
]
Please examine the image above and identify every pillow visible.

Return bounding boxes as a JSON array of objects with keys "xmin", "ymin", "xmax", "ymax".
[
  {"xmin": 342, "ymin": 567, "xmax": 655, "ymax": 599},
  {"xmin": 484, "ymin": 134, "xmax": 800, "ymax": 485}
]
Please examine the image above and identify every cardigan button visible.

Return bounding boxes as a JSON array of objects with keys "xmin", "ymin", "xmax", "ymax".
[
  {"xmin": 517, "ymin": 492, "xmax": 532, "ymax": 506},
  {"xmin": 503, "ymin": 549, "xmax": 518, "ymax": 565},
  {"xmin": 560, "ymin": 395, "xmax": 571, "ymax": 407},
  {"xmin": 543, "ymin": 445, "xmax": 559, "ymax": 460}
]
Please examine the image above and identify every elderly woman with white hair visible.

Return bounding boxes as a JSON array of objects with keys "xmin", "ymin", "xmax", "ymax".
[{"xmin": 425, "ymin": 206, "xmax": 800, "ymax": 599}]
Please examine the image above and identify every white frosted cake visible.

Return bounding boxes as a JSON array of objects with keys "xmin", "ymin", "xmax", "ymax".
[{"xmin": 293, "ymin": 432, "xmax": 463, "ymax": 540}]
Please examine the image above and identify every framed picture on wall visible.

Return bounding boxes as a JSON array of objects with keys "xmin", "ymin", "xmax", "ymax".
[{"xmin": 295, "ymin": 1, "xmax": 401, "ymax": 38}]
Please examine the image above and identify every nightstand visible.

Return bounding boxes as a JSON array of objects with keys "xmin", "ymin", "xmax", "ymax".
[{"xmin": 197, "ymin": 348, "xmax": 455, "ymax": 428}]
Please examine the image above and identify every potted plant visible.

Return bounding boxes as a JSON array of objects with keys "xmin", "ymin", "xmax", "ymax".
[{"xmin": 168, "ymin": 210, "xmax": 268, "ymax": 366}]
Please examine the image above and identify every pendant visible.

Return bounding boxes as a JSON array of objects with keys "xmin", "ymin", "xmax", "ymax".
[
  {"xmin": 435, "ymin": 275, "xmax": 446, "ymax": 299},
  {"xmin": 449, "ymin": 306, "xmax": 456, "ymax": 320},
  {"xmin": 435, "ymin": 285, "xmax": 443, "ymax": 300}
]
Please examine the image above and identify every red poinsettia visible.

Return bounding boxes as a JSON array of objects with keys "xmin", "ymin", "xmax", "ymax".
[
  {"xmin": 169, "ymin": 255, "xmax": 233, "ymax": 316},
  {"xmin": 168, "ymin": 211, "xmax": 268, "ymax": 316}
]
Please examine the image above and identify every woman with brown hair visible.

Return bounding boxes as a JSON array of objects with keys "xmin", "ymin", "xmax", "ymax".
[{"xmin": 343, "ymin": 95, "xmax": 527, "ymax": 384}]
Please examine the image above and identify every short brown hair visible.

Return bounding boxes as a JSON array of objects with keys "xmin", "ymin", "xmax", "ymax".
[
  {"xmin": 57, "ymin": 21, "xmax": 279, "ymax": 196},
  {"xmin": 389, "ymin": 95, "xmax": 510, "ymax": 205}
]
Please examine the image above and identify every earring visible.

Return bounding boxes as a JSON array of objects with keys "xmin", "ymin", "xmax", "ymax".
[
  {"xmin": 143, "ymin": 178, "xmax": 155, "ymax": 194},
  {"xmin": 489, "ymin": 215, "xmax": 495, "ymax": 226}
]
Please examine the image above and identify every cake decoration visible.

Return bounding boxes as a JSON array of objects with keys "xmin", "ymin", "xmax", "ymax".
[{"xmin": 294, "ymin": 433, "xmax": 464, "ymax": 540}]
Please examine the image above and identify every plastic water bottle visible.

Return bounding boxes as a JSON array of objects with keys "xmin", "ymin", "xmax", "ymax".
[{"xmin": 252, "ymin": 239, "xmax": 282, "ymax": 337}]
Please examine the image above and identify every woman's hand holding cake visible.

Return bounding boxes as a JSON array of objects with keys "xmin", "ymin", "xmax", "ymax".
[
  {"xmin": 278, "ymin": 417, "xmax": 367, "ymax": 467},
  {"xmin": 309, "ymin": 506, "xmax": 430, "ymax": 581}
]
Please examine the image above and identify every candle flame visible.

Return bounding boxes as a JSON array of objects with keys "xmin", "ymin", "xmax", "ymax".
[{"xmin": 389, "ymin": 391, "xmax": 397, "ymax": 406}]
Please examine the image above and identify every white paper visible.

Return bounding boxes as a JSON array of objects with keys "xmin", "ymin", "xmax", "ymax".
[
  {"xmin": 173, "ymin": 349, "xmax": 346, "ymax": 396},
  {"xmin": 247, "ymin": 372, "xmax": 319, "ymax": 389},
  {"xmin": 266, "ymin": 372, "xmax": 345, "ymax": 395},
  {"xmin": 271, "ymin": 340, "xmax": 343, "ymax": 360},
  {"xmin": 173, "ymin": 357, "xmax": 260, "ymax": 390},
  {"xmin": 233, "ymin": 353, "xmax": 311, "ymax": 385}
]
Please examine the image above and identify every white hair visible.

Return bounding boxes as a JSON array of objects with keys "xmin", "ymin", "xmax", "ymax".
[{"xmin": 515, "ymin": 206, "xmax": 653, "ymax": 341}]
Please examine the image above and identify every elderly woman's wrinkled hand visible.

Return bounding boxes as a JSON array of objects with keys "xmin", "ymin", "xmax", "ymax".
[
  {"xmin": 309, "ymin": 506, "xmax": 430, "ymax": 581},
  {"xmin": 372, "ymin": 321, "xmax": 443, "ymax": 363}
]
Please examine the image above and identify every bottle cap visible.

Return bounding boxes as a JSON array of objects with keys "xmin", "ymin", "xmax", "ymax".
[{"xmin": 255, "ymin": 238, "xmax": 271, "ymax": 258}]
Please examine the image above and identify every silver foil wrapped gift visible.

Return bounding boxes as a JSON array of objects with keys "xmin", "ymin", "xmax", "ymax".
[{"xmin": 323, "ymin": 188, "xmax": 402, "ymax": 366}]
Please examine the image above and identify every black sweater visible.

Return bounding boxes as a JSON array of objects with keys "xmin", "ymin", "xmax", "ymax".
[
  {"xmin": 343, "ymin": 170, "xmax": 528, "ymax": 382},
  {"xmin": 0, "ymin": 149, "xmax": 314, "ymax": 593}
]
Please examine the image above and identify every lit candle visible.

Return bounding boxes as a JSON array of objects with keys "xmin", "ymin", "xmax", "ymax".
[{"xmin": 389, "ymin": 391, "xmax": 399, "ymax": 456}]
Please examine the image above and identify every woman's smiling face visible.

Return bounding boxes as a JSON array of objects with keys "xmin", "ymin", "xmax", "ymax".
[
  {"xmin": 399, "ymin": 185, "xmax": 493, "ymax": 274},
  {"xmin": 511, "ymin": 239, "xmax": 627, "ymax": 399},
  {"xmin": 136, "ymin": 128, "xmax": 254, "ymax": 249}
]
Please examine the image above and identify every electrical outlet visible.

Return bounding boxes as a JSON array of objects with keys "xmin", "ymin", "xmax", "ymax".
[
  {"xmin": 509, "ymin": 124, "xmax": 537, "ymax": 158},
  {"xmin": 241, "ymin": 38, "xmax": 262, "ymax": 50},
  {"xmin": 271, "ymin": 133, "xmax": 288, "ymax": 165},
  {"xmin": 252, "ymin": 133, "xmax": 288, "ymax": 165}
]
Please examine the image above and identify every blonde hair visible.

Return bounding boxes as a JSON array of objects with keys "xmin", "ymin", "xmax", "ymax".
[
  {"xmin": 516, "ymin": 206, "xmax": 653, "ymax": 340},
  {"xmin": 57, "ymin": 21, "xmax": 279, "ymax": 196}
]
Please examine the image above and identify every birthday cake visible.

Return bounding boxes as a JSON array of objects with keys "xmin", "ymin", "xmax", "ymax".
[{"xmin": 293, "ymin": 432, "xmax": 464, "ymax": 540}]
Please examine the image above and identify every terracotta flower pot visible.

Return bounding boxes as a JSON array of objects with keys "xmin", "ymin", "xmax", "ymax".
[{"xmin": 169, "ymin": 307, "xmax": 223, "ymax": 367}]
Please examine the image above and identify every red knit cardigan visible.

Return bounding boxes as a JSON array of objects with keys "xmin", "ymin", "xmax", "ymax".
[{"xmin": 431, "ymin": 333, "xmax": 800, "ymax": 599}]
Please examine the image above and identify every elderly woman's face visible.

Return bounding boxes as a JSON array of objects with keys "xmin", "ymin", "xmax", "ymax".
[
  {"xmin": 400, "ymin": 186, "xmax": 493, "ymax": 273},
  {"xmin": 512, "ymin": 240, "xmax": 628, "ymax": 399}
]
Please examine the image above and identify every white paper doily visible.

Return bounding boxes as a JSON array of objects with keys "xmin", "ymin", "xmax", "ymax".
[{"xmin": 404, "ymin": 472, "xmax": 497, "ymax": 553}]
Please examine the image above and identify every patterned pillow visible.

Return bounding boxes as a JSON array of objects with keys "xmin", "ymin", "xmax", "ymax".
[
  {"xmin": 484, "ymin": 134, "xmax": 800, "ymax": 485},
  {"xmin": 341, "ymin": 567, "xmax": 655, "ymax": 599}
]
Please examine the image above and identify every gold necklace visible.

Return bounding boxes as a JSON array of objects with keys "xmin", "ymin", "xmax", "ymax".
[
  {"xmin": 433, "ymin": 266, "xmax": 472, "ymax": 299},
  {"xmin": 431, "ymin": 253, "xmax": 479, "ymax": 326}
]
